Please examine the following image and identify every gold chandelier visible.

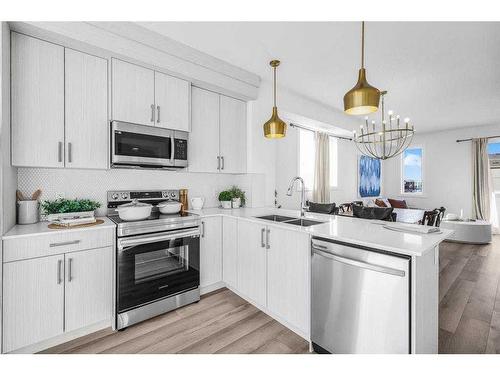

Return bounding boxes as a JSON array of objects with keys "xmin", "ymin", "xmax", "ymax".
[
  {"xmin": 263, "ymin": 60, "xmax": 286, "ymax": 139},
  {"xmin": 353, "ymin": 91, "xmax": 414, "ymax": 160},
  {"xmin": 344, "ymin": 21, "xmax": 381, "ymax": 115}
]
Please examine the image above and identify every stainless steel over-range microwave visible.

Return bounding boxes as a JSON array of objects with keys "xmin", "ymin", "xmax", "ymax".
[{"xmin": 111, "ymin": 121, "xmax": 188, "ymax": 169}]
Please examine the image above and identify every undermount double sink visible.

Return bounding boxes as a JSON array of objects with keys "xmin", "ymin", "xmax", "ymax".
[{"xmin": 255, "ymin": 215, "xmax": 324, "ymax": 227}]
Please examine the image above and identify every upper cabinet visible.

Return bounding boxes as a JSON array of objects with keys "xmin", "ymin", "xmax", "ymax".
[
  {"xmin": 11, "ymin": 33, "xmax": 108, "ymax": 169},
  {"xmin": 154, "ymin": 71, "xmax": 190, "ymax": 131},
  {"xmin": 11, "ymin": 33, "xmax": 65, "ymax": 168},
  {"xmin": 111, "ymin": 59, "xmax": 154, "ymax": 126},
  {"xmin": 111, "ymin": 59, "xmax": 190, "ymax": 131},
  {"xmin": 189, "ymin": 87, "xmax": 247, "ymax": 174},
  {"xmin": 65, "ymin": 49, "xmax": 108, "ymax": 169}
]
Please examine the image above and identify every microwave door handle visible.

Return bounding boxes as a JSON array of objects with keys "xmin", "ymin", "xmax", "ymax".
[
  {"xmin": 170, "ymin": 135, "xmax": 175, "ymax": 164},
  {"xmin": 117, "ymin": 228, "xmax": 200, "ymax": 251}
]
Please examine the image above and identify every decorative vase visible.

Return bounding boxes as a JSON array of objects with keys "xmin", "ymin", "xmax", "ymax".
[
  {"xmin": 232, "ymin": 198, "xmax": 241, "ymax": 208},
  {"xmin": 221, "ymin": 201, "xmax": 232, "ymax": 209}
]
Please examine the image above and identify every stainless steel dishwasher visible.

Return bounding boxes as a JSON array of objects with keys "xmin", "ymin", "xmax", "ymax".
[{"xmin": 311, "ymin": 237, "xmax": 411, "ymax": 354}]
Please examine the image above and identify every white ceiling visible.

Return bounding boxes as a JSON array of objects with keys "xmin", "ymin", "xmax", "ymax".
[{"xmin": 137, "ymin": 22, "xmax": 500, "ymax": 133}]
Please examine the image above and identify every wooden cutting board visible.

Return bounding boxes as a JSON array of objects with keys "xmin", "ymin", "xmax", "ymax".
[{"xmin": 48, "ymin": 219, "xmax": 105, "ymax": 230}]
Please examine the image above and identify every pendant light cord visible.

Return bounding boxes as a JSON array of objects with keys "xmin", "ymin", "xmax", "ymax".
[
  {"xmin": 361, "ymin": 21, "xmax": 365, "ymax": 69},
  {"xmin": 273, "ymin": 66, "xmax": 277, "ymax": 107}
]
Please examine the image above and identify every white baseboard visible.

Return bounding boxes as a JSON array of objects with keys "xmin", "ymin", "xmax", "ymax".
[
  {"xmin": 6, "ymin": 320, "xmax": 111, "ymax": 354},
  {"xmin": 200, "ymin": 281, "xmax": 225, "ymax": 295}
]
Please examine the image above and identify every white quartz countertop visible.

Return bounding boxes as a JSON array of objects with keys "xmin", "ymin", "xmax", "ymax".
[
  {"xmin": 188, "ymin": 207, "xmax": 453, "ymax": 257},
  {"xmin": 2, "ymin": 217, "xmax": 116, "ymax": 240}
]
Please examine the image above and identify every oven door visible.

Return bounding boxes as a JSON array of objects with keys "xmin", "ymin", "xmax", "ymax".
[
  {"xmin": 111, "ymin": 121, "xmax": 174, "ymax": 167},
  {"xmin": 117, "ymin": 227, "xmax": 200, "ymax": 313}
]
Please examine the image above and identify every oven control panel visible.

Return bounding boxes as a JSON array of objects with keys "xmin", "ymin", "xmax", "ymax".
[{"xmin": 107, "ymin": 189, "xmax": 180, "ymax": 207}]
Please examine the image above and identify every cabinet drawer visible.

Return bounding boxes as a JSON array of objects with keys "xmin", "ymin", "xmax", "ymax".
[{"xmin": 3, "ymin": 228, "xmax": 114, "ymax": 263}]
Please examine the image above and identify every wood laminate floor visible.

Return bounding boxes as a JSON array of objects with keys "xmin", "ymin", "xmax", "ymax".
[
  {"xmin": 42, "ymin": 236, "xmax": 500, "ymax": 354},
  {"xmin": 439, "ymin": 235, "xmax": 500, "ymax": 354},
  {"xmin": 40, "ymin": 288, "xmax": 309, "ymax": 354}
]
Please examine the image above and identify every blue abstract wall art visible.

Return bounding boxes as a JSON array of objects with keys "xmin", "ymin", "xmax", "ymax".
[{"xmin": 358, "ymin": 155, "xmax": 381, "ymax": 198}]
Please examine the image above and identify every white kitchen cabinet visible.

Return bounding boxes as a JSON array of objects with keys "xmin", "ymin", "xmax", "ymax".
[
  {"xmin": 222, "ymin": 217, "xmax": 238, "ymax": 289},
  {"xmin": 189, "ymin": 87, "xmax": 220, "ymax": 172},
  {"xmin": 267, "ymin": 226, "xmax": 310, "ymax": 335},
  {"xmin": 237, "ymin": 220, "xmax": 267, "ymax": 307},
  {"xmin": 154, "ymin": 71, "xmax": 190, "ymax": 131},
  {"xmin": 112, "ymin": 58, "xmax": 155, "ymax": 126},
  {"xmin": 200, "ymin": 216, "xmax": 222, "ymax": 288},
  {"xmin": 2, "ymin": 254, "xmax": 65, "ymax": 353},
  {"xmin": 64, "ymin": 247, "xmax": 113, "ymax": 332},
  {"xmin": 65, "ymin": 49, "xmax": 108, "ymax": 169},
  {"xmin": 189, "ymin": 87, "xmax": 247, "ymax": 173},
  {"xmin": 219, "ymin": 95, "xmax": 247, "ymax": 174},
  {"xmin": 11, "ymin": 32, "xmax": 65, "ymax": 168}
]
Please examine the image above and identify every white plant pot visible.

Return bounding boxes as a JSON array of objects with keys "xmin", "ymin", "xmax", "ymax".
[
  {"xmin": 221, "ymin": 201, "xmax": 232, "ymax": 209},
  {"xmin": 232, "ymin": 198, "xmax": 241, "ymax": 208}
]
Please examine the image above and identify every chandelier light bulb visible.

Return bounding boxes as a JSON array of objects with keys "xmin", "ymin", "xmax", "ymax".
[
  {"xmin": 388, "ymin": 110, "xmax": 394, "ymax": 116},
  {"xmin": 404, "ymin": 117, "xmax": 410, "ymax": 123}
]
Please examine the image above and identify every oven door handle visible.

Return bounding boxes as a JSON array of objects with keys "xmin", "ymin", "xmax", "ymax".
[{"xmin": 117, "ymin": 228, "xmax": 200, "ymax": 251}]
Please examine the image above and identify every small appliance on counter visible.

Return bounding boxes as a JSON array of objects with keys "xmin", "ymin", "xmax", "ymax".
[
  {"xmin": 16, "ymin": 189, "xmax": 41, "ymax": 225},
  {"xmin": 107, "ymin": 189, "xmax": 200, "ymax": 330}
]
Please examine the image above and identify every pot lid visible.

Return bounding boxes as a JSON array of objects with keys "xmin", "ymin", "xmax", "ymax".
[
  {"xmin": 116, "ymin": 199, "xmax": 152, "ymax": 210},
  {"xmin": 157, "ymin": 200, "xmax": 181, "ymax": 208}
]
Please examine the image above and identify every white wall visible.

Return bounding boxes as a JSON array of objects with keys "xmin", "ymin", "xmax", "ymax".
[
  {"xmin": 383, "ymin": 123, "xmax": 500, "ymax": 219},
  {"xmin": 247, "ymin": 79, "xmax": 359, "ymax": 207},
  {"xmin": 17, "ymin": 168, "xmax": 265, "ymax": 218}
]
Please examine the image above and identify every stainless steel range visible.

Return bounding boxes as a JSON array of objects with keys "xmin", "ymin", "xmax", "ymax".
[{"xmin": 107, "ymin": 190, "xmax": 200, "ymax": 330}]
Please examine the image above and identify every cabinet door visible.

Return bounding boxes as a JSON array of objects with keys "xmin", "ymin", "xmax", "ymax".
[
  {"xmin": 222, "ymin": 217, "xmax": 238, "ymax": 289},
  {"xmin": 3, "ymin": 255, "xmax": 64, "ymax": 352},
  {"xmin": 200, "ymin": 216, "xmax": 222, "ymax": 288},
  {"xmin": 112, "ymin": 59, "xmax": 155, "ymax": 126},
  {"xmin": 65, "ymin": 49, "xmax": 108, "ymax": 169},
  {"xmin": 237, "ymin": 220, "xmax": 267, "ymax": 307},
  {"xmin": 64, "ymin": 247, "xmax": 113, "ymax": 332},
  {"xmin": 11, "ymin": 32, "xmax": 65, "ymax": 168},
  {"xmin": 154, "ymin": 71, "xmax": 190, "ymax": 131},
  {"xmin": 188, "ymin": 87, "xmax": 220, "ymax": 172},
  {"xmin": 219, "ymin": 95, "xmax": 247, "ymax": 174},
  {"xmin": 267, "ymin": 227, "xmax": 310, "ymax": 335}
]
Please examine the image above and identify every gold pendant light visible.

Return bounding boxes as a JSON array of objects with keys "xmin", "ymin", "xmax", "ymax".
[
  {"xmin": 264, "ymin": 60, "xmax": 286, "ymax": 139},
  {"xmin": 344, "ymin": 21, "xmax": 381, "ymax": 115}
]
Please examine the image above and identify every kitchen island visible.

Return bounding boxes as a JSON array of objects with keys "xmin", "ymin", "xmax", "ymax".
[{"xmin": 190, "ymin": 207, "xmax": 452, "ymax": 354}]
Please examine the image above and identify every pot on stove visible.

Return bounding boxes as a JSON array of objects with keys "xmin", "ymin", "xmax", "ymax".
[{"xmin": 116, "ymin": 199, "xmax": 152, "ymax": 221}]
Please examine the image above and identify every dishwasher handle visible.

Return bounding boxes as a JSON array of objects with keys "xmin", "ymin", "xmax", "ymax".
[{"xmin": 312, "ymin": 246, "xmax": 406, "ymax": 277}]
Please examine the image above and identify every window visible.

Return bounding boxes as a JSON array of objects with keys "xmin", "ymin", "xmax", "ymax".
[
  {"xmin": 401, "ymin": 147, "xmax": 423, "ymax": 194},
  {"xmin": 298, "ymin": 129, "xmax": 338, "ymax": 191},
  {"xmin": 488, "ymin": 142, "xmax": 500, "ymax": 169}
]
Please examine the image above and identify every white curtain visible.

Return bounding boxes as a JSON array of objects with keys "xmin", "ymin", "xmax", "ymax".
[
  {"xmin": 472, "ymin": 138, "xmax": 493, "ymax": 223},
  {"xmin": 313, "ymin": 132, "xmax": 330, "ymax": 203}
]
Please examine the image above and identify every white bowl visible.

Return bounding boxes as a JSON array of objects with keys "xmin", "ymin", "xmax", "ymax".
[{"xmin": 158, "ymin": 201, "xmax": 182, "ymax": 214}]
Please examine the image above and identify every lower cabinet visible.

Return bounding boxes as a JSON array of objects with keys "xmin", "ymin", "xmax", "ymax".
[
  {"xmin": 222, "ymin": 217, "xmax": 238, "ymax": 289},
  {"xmin": 3, "ymin": 254, "xmax": 65, "ymax": 353},
  {"xmin": 237, "ymin": 220, "xmax": 267, "ymax": 308},
  {"xmin": 266, "ymin": 226, "xmax": 310, "ymax": 334},
  {"xmin": 235, "ymin": 219, "xmax": 310, "ymax": 336},
  {"xmin": 200, "ymin": 216, "xmax": 222, "ymax": 289},
  {"xmin": 2, "ymin": 246, "xmax": 113, "ymax": 353}
]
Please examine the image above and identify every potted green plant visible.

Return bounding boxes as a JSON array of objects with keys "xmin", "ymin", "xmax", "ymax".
[
  {"xmin": 41, "ymin": 198, "xmax": 101, "ymax": 222},
  {"xmin": 218, "ymin": 190, "xmax": 233, "ymax": 209},
  {"xmin": 229, "ymin": 186, "xmax": 246, "ymax": 208}
]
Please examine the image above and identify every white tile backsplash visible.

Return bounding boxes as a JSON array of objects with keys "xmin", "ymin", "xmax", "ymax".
[{"xmin": 18, "ymin": 168, "xmax": 266, "ymax": 216}]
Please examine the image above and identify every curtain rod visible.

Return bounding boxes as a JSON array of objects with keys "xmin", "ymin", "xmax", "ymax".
[
  {"xmin": 289, "ymin": 122, "xmax": 352, "ymax": 141},
  {"xmin": 456, "ymin": 135, "xmax": 500, "ymax": 143}
]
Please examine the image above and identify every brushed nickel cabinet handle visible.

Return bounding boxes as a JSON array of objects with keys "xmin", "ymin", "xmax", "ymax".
[
  {"xmin": 151, "ymin": 104, "xmax": 155, "ymax": 122},
  {"xmin": 261, "ymin": 228, "xmax": 266, "ymax": 248},
  {"xmin": 58, "ymin": 142, "xmax": 63, "ymax": 162},
  {"xmin": 157, "ymin": 105, "xmax": 161, "ymax": 123},
  {"xmin": 217, "ymin": 156, "xmax": 221, "ymax": 170},
  {"xmin": 221, "ymin": 156, "xmax": 225, "ymax": 170},
  {"xmin": 68, "ymin": 258, "xmax": 73, "ymax": 282},
  {"xmin": 50, "ymin": 240, "xmax": 80, "ymax": 247},
  {"xmin": 201, "ymin": 221, "xmax": 205, "ymax": 238},
  {"xmin": 266, "ymin": 229, "xmax": 270, "ymax": 249},
  {"xmin": 57, "ymin": 259, "xmax": 63, "ymax": 284},
  {"xmin": 68, "ymin": 142, "xmax": 72, "ymax": 163}
]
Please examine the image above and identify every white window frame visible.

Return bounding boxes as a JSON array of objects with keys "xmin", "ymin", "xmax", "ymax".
[
  {"xmin": 400, "ymin": 145, "xmax": 424, "ymax": 196},
  {"xmin": 297, "ymin": 129, "xmax": 338, "ymax": 191}
]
